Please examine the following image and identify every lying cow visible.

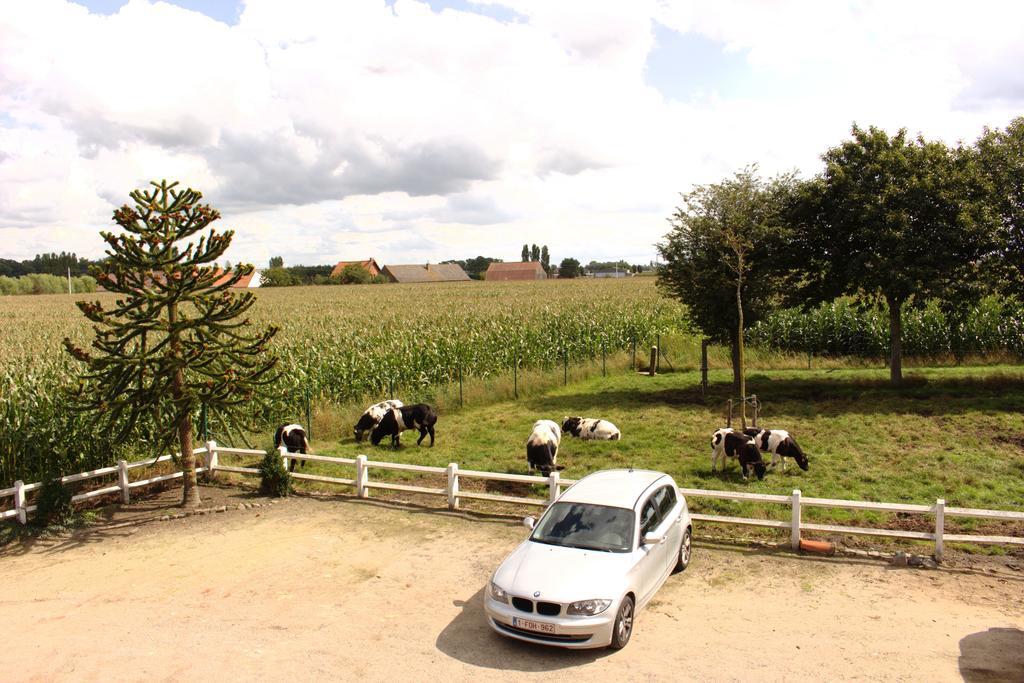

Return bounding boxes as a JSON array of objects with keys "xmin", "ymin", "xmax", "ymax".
[
  {"xmin": 743, "ymin": 428, "xmax": 809, "ymax": 471},
  {"xmin": 353, "ymin": 399, "xmax": 404, "ymax": 442},
  {"xmin": 527, "ymin": 419, "xmax": 564, "ymax": 476},
  {"xmin": 274, "ymin": 423, "xmax": 309, "ymax": 473},
  {"xmin": 562, "ymin": 416, "xmax": 621, "ymax": 440},
  {"xmin": 710, "ymin": 427, "xmax": 766, "ymax": 480},
  {"xmin": 371, "ymin": 403, "xmax": 438, "ymax": 448}
]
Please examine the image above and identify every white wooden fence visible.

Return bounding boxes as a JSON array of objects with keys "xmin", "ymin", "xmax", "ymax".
[{"xmin": 4, "ymin": 442, "xmax": 1024, "ymax": 562}]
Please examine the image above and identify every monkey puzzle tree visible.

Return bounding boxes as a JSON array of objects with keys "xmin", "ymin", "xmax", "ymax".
[{"xmin": 64, "ymin": 180, "xmax": 278, "ymax": 507}]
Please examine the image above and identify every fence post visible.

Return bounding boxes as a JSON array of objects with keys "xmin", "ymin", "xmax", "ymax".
[
  {"xmin": 547, "ymin": 470, "xmax": 561, "ymax": 506},
  {"xmin": 656, "ymin": 334, "xmax": 661, "ymax": 373},
  {"xmin": 205, "ymin": 440, "xmax": 218, "ymax": 475},
  {"xmin": 446, "ymin": 462, "xmax": 459, "ymax": 510},
  {"xmin": 700, "ymin": 339, "xmax": 709, "ymax": 396},
  {"xmin": 118, "ymin": 459, "xmax": 130, "ymax": 504},
  {"xmin": 356, "ymin": 455, "xmax": 368, "ymax": 499},
  {"xmin": 791, "ymin": 489, "xmax": 801, "ymax": 550},
  {"xmin": 305, "ymin": 387, "xmax": 312, "ymax": 441},
  {"xmin": 631, "ymin": 335, "xmax": 637, "ymax": 371},
  {"xmin": 602, "ymin": 343, "xmax": 606, "ymax": 377},
  {"xmin": 458, "ymin": 365, "xmax": 463, "ymax": 408},
  {"xmin": 279, "ymin": 445, "xmax": 289, "ymax": 473},
  {"xmin": 13, "ymin": 480, "xmax": 26, "ymax": 525},
  {"xmin": 513, "ymin": 351, "xmax": 518, "ymax": 400},
  {"xmin": 934, "ymin": 498, "xmax": 945, "ymax": 562},
  {"xmin": 649, "ymin": 346, "xmax": 658, "ymax": 377},
  {"xmin": 726, "ymin": 399, "xmax": 733, "ymax": 428},
  {"xmin": 751, "ymin": 394, "xmax": 758, "ymax": 428}
]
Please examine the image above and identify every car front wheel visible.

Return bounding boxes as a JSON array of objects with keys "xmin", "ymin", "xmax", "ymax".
[
  {"xmin": 674, "ymin": 526, "xmax": 692, "ymax": 572},
  {"xmin": 609, "ymin": 595, "xmax": 634, "ymax": 650}
]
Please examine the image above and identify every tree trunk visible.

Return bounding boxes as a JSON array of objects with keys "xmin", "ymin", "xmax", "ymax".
[
  {"xmin": 736, "ymin": 258, "xmax": 746, "ymax": 428},
  {"xmin": 887, "ymin": 295, "xmax": 903, "ymax": 385},
  {"xmin": 169, "ymin": 301, "xmax": 200, "ymax": 507}
]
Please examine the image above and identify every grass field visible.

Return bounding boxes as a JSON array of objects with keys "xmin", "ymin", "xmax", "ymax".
[{"xmin": 238, "ymin": 363, "xmax": 1024, "ymax": 550}]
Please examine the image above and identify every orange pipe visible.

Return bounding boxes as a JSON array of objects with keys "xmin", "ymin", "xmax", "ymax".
[{"xmin": 799, "ymin": 538, "xmax": 835, "ymax": 555}]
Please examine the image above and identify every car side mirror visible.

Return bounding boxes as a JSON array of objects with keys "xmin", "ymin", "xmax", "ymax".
[
  {"xmin": 522, "ymin": 516, "xmax": 536, "ymax": 530},
  {"xmin": 643, "ymin": 532, "xmax": 665, "ymax": 545}
]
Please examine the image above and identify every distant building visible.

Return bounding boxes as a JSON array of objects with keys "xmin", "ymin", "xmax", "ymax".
[
  {"xmin": 329, "ymin": 258, "xmax": 382, "ymax": 279},
  {"xmin": 381, "ymin": 263, "xmax": 471, "ymax": 283},
  {"xmin": 485, "ymin": 262, "xmax": 547, "ymax": 281},
  {"xmin": 589, "ymin": 270, "xmax": 628, "ymax": 279},
  {"xmin": 213, "ymin": 268, "xmax": 262, "ymax": 288}
]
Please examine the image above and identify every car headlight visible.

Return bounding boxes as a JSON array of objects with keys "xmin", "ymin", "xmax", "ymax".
[
  {"xmin": 489, "ymin": 581, "xmax": 510, "ymax": 604},
  {"xmin": 567, "ymin": 599, "xmax": 612, "ymax": 616}
]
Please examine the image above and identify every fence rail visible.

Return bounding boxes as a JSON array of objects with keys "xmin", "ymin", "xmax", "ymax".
[{"xmin": 4, "ymin": 444, "xmax": 1024, "ymax": 561}]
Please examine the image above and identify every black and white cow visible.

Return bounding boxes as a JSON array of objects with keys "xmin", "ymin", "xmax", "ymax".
[
  {"xmin": 526, "ymin": 419, "xmax": 564, "ymax": 476},
  {"xmin": 562, "ymin": 416, "xmax": 621, "ymax": 440},
  {"xmin": 353, "ymin": 399, "xmax": 404, "ymax": 442},
  {"xmin": 710, "ymin": 427, "xmax": 766, "ymax": 480},
  {"xmin": 743, "ymin": 428, "xmax": 809, "ymax": 472},
  {"xmin": 370, "ymin": 403, "xmax": 438, "ymax": 448},
  {"xmin": 274, "ymin": 423, "xmax": 309, "ymax": 473}
]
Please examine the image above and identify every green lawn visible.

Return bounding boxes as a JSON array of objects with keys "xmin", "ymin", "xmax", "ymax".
[{"xmin": 227, "ymin": 364, "xmax": 1024, "ymax": 546}]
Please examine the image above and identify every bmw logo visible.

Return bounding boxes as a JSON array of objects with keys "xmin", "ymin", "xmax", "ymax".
[{"xmin": 533, "ymin": 591, "xmax": 541, "ymax": 598}]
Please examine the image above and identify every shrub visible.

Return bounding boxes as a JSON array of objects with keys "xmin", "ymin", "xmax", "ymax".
[
  {"xmin": 258, "ymin": 449, "xmax": 292, "ymax": 497},
  {"xmin": 34, "ymin": 477, "xmax": 74, "ymax": 527}
]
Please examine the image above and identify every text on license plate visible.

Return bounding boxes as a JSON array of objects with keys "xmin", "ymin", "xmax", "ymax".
[{"xmin": 513, "ymin": 618, "xmax": 556, "ymax": 634}]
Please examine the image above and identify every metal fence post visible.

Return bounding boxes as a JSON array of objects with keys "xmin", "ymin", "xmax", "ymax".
[
  {"xmin": 656, "ymin": 334, "xmax": 661, "ymax": 373},
  {"xmin": 356, "ymin": 455, "xmax": 368, "ymax": 498},
  {"xmin": 547, "ymin": 471, "xmax": 561, "ymax": 506},
  {"xmin": 118, "ymin": 460, "xmax": 130, "ymax": 504},
  {"xmin": 279, "ymin": 445, "xmax": 289, "ymax": 472},
  {"xmin": 205, "ymin": 440, "xmax": 218, "ymax": 475},
  {"xmin": 934, "ymin": 498, "xmax": 945, "ymax": 562},
  {"xmin": 446, "ymin": 463, "xmax": 459, "ymax": 510},
  {"xmin": 458, "ymin": 365, "xmax": 463, "ymax": 408},
  {"xmin": 13, "ymin": 480, "xmax": 26, "ymax": 525},
  {"xmin": 791, "ymin": 489, "xmax": 801, "ymax": 550}
]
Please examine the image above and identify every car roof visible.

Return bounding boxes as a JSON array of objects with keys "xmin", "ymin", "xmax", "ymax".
[{"xmin": 557, "ymin": 469, "xmax": 671, "ymax": 510}]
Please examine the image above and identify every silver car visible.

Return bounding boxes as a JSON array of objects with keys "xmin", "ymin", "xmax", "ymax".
[{"xmin": 484, "ymin": 469, "xmax": 693, "ymax": 649}]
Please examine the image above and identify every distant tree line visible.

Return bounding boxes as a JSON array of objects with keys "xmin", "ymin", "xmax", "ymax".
[
  {"xmin": 0, "ymin": 252, "xmax": 103, "ymax": 277},
  {"xmin": 658, "ymin": 118, "xmax": 1024, "ymax": 390}
]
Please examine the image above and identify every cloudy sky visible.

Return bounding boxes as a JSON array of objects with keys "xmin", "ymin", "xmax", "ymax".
[{"xmin": 1, "ymin": 0, "xmax": 1022, "ymax": 268}]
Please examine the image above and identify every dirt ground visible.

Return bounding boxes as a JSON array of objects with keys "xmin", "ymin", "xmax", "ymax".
[{"xmin": 2, "ymin": 486, "xmax": 1024, "ymax": 682}]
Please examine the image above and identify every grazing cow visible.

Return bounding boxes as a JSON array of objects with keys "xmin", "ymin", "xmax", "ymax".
[
  {"xmin": 371, "ymin": 403, "xmax": 438, "ymax": 448},
  {"xmin": 274, "ymin": 423, "xmax": 309, "ymax": 473},
  {"xmin": 743, "ymin": 428, "xmax": 809, "ymax": 472},
  {"xmin": 353, "ymin": 399, "xmax": 404, "ymax": 442},
  {"xmin": 526, "ymin": 419, "xmax": 564, "ymax": 476},
  {"xmin": 561, "ymin": 416, "xmax": 621, "ymax": 441},
  {"xmin": 710, "ymin": 428, "xmax": 766, "ymax": 480}
]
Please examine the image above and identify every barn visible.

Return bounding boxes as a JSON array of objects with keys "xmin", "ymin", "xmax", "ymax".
[
  {"xmin": 329, "ymin": 258, "xmax": 382, "ymax": 279},
  {"xmin": 381, "ymin": 263, "xmax": 471, "ymax": 283},
  {"xmin": 485, "ymin": 262, "xmax": 547, "ymax": 281}
]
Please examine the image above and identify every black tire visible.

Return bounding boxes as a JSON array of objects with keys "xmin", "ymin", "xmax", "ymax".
[
  {"xmin": 674, "ymin": 526, "xmax": 692, "ymax": 573},
  {"xmin": 609, "ymin": 595, "xmax": 634, "ymax": 650}
]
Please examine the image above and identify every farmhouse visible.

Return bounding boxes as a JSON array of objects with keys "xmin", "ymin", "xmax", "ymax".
[
  {"xmin": 485, "ymin": 261, "xmax": 547, "ymax": 281},
  {"xmin": 329, "ymin": 258, "xmax": 382, "ymax": 279},
  {"xmin": 212, "ymin": 268, "xmax": 262, "ymax": 288},
  {"xmin": 381, "ymin": 263, "xmax": 471, "ymax": 283}
]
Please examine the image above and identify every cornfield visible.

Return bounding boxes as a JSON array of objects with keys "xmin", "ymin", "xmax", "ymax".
[
  {"xmin": 748, "ymin": 296, "xmax": 1024, "ymax": 358},
  {"xmin": 0, "ymin": 278, "xmax": 686, "ymax": 484}
]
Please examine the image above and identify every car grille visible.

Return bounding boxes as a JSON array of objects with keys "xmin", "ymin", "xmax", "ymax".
[
  {"xmin": 511, "ymin": 597, "xmax": 533, "ymax": 613},
  {"xmin": 536, "ymin": 601, "xmax": 561, "ymax": 616},
  {"xmin": 494, "ymin": 621, "xmax": 592, "ymax": 644}
]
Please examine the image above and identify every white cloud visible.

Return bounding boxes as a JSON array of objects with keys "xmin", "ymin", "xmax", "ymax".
[{"xmin": 0, "ymin": 0, "xmax": 1021, "ymax": 266}]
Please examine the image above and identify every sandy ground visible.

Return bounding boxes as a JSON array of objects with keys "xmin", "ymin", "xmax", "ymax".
[{"xmin": 2, "ymin": 487, "xmax": 1023, "ymax": 683}]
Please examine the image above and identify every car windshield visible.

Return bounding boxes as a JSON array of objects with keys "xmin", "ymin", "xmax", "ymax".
[{"xmin": 530, "ymin": 502, "xmax": 635, "ymax": 553}]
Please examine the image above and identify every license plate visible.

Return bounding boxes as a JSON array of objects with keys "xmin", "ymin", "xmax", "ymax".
[{"xmin": 513, "ymin": 617, "xmax": 556, "ymax": 634}]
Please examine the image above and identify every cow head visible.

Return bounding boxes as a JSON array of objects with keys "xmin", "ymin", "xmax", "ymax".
[
  {"xmin": 753, "ymin": 461, "xmax": 767, "ymax": 480},
  {"xmin": 561, "ymin": 417, "xmax": 581, "ymax": 435},
  {"xmin": 795, "ymin": 452, "xmax": 810, "ymax": 471}
]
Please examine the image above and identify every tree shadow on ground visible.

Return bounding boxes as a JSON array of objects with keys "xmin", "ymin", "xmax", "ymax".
[
  {"xmin": 434, "ymin": 586, "xmax": 611, "ymax": 671},
  {"xmin": 959, "ymin": 628, "xmax": 1024, "ymax": 682},
  {"xmin": 524, "ymin": 373, "xmax": 1024, "ymax": 418}
]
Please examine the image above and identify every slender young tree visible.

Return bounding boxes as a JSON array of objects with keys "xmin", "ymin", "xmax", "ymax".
[
  {"xmin": 64, "ymin": 180, "xmax": 278, "ymax": 507},
  {"xmin": 540, "ymin": 245, "xmax": 550, "ymax": 274},
  {"xmin": 531, "ymin": 244, "xmax": 540, "ymax": 262},
  {"xmin": 521, "ymin": 244, "xmax": 529, "ymax": 262}
]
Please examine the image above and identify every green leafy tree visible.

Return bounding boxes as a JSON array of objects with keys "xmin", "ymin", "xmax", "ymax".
[
  {"xmin": 659, "ymin": 167, "xmax": 794, "ymax": 413},
  {"xmin": 540, "ymin": 245, "xmax": 550, "ymax": 273},
  {"xmin": 789, "ymin": 125, "xmax": 995, "ymax": 384},
  {"xmin": 64, "ymin": 180, "xmax": 278, "ymax": 507},
  {"xmin": 975, "ymin": 117, "xmax": 1024, "ymax": 287},
  {"xmin": 338, "ymin": 263, "xmax": 372, "ymax": 284},
  {"xmin": 521, "ymin": 244, "xmax": 529, "ymax": 262},
  {"xmin": 558, "ymin": 257, "xmax": 582, "ymax": 278},
  {"xmin": 260, "ymin": 267, "xmax": 297, "ymax": 287},
  {"xmin": 530, "ymin": 244, "xmax": 540, "ymax": 262},
  {"xmin": 268, "ymin": 255, "xmax": 284, "ymax": 269}
]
